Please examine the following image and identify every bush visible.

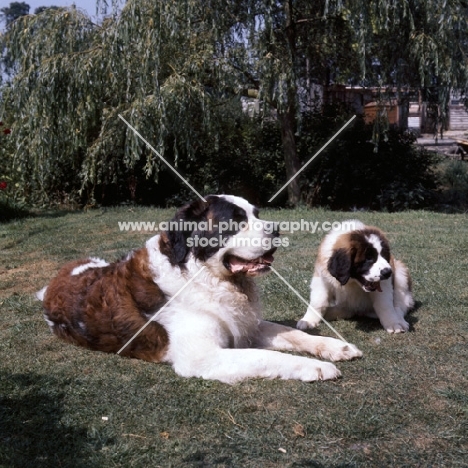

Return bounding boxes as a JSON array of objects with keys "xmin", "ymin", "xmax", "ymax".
[
  {"xmin": 439, "ymin": 160, "xmax": 468, "ymax": 207},
  {"xmin": 128, "ymin": 112, "xmax": 286, "ymax": 207},
  {"xmin": 301, "ymin": 116, "xmax": 441, "ymax": 211},
  {"xmin": 187, "ymin": 115, "xmax": 285, "ymax": 206}
]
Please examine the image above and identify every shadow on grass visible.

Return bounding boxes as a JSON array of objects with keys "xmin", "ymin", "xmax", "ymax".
[
  {"xmin": 0, "ymin": 201, "xmax": 31, "ymax": 223},
  {"xmin": 354, "ymin": 300, "xmax": 422, "ymax": 333},
  {"xmin": 274, "ymin": 302, "xmax": 422, "ymax": 335},
  {"xmin": 0, "ymin": 204, "xmax": 79, "ymax": 224},
  {"xmin": 182, "ymin": 450, "xmax": 333, "ymax": 467},
  {"xmin": 291, "ymin": 461, "xmax": 353, "ymax": 468},
  {"xmin": 273, "ymin": 320, "xmax": 327, "ymax": 336},
  {"xmin": 0, "ymin": 372, "xmax": 102, "ymax": 468},
  {"xmin": 33, "ymin": 209, "xmax": 78, "ymax": 220}
]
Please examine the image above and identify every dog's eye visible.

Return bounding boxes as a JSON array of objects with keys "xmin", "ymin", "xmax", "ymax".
[
  {"xmin": 232, "ymin": 207, "xmax": 247, "ymax": 224},
  {"xmin": 365, "ymin": 248, "xmax": 376, "ymax": 260},
  {"xmin": 381, "ymin": 245, "xmax": 391, "ymax": 261}
]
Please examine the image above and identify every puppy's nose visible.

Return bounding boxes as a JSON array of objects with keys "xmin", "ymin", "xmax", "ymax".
[{"xmin": 380, "ymin": 267, "xmax": 392, "ymax": 280}]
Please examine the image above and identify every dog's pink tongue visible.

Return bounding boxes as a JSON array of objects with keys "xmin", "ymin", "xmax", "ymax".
[
  {"xmin": 229, "ymin": 257, "xmax": 255, "ymax": 273},
  {"xmin": 229, "ymin": 253, "xmax": 275, "ymax": 273}
]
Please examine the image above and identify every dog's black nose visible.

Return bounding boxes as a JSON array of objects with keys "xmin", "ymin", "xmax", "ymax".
[
  {"xmin": 265, "ymin": 222, "xmax": 280, "ymax": 237},
  {"xmin": 380, "ymin": 267, "xmax": 392, "ymax": 280}
]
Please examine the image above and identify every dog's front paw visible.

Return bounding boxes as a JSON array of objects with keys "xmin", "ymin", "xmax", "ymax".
[
  {"xmin": 383, "ymin": 319, "xmax": 410, "ymax": 334},
  {"xmin": 295, "ymin": 360, "xmax": 341, "ymax": 381},
  {"xmin": 318, "ymin": 339, "xmax": 363, "ymax": 362}
]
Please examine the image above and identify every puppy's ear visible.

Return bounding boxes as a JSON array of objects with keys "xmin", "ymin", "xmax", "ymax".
[
  {"xmin": 162, "ymin": 198, "xmax": 210, "ymax": 265},
  {"xmin": 328, "ymin": 248, "xmax": 353, "ymax": 285}
]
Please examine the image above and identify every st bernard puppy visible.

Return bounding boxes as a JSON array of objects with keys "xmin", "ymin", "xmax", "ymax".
[
  {"xmin": 37, "ymin": 195, "xmax": 362, "ymax": 384},
  {"xmin": 297, "ymin": 220, "xmax": 414, "ymax": 334}
]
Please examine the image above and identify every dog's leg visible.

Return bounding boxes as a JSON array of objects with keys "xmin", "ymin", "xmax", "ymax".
[
  {"xmin": 161, "ymin": 320, "xmax": 344, "ymax": 384},
  {"xmin": 323, "ymin": 306, "xmax": 358, "ymax": 321},
  {"xmin": 371, "ymin": 281, "xmax": 410, "ymax": 333},
  {"xmin": 256, "ymin": 321, "xmax": 362, "ymax": 362},
  {"xmin": 296, "ymin": 277, "xmax": 329, "ymax": 330},
  {"xmin": 168, "ymin": 346, "xmax": 342, "ymax": 384},
  {"xmin": 392, "ymin": 259, "xmax": 415, "ymax": 316}
]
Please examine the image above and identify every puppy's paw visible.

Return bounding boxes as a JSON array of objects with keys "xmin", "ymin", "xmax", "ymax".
[
  {"xmin": 384, "ymin": 319, "xmax": 410, "ymax": 334},
  {"xmin": 297, "ymin": 317, "xmax": 323, "ymax": 331},
  {"xmin": 318, "ymin": 339, "xmax": 363, "ymax": 362},
  {"xmin": 296, "ymin": 309, "xmax": 323, "ymax": 331},
  {"xmin": 297, "ymin": 319, "xmax": 316, "ymax": 331}
]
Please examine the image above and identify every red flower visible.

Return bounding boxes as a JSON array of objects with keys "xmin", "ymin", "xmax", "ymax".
[
  {"xmin": 3, "ymin": 128, "xmax": 11, "ymax": 135},
  {"xmin": 0, "ymin": 181, "xmax": 7, "ymax": 191}
]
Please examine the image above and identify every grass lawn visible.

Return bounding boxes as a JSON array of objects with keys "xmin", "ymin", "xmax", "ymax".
[{"xmin": 0, "ymin": 205, "xmax": 467, "ymax": 467}]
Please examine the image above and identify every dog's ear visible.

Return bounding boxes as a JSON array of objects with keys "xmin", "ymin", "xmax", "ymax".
[
  {"xmin": 165, "ymin": 230, "xmax": 190, "ymax": 265},
  {"xmin": 174, "ymin": 197, "xmax": 211, "ymax": 221},
  {"xmin": 328, "ymin": 248, "xmax": 353, "ymax": 285},
  {"xmin": 162, "ymin": 198, "xmax": 210, "ymax": 265}
]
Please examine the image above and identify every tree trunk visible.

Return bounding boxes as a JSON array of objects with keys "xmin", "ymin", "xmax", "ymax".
[
  {"xmin": 278, "ymin": 108, "xmax": 301, "ymax": 206},
  {"xmin": 279, "ymin": 0, "xmax": 301, "ymax": 207}
]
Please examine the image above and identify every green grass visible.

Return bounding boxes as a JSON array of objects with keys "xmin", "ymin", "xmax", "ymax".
[{"xmin": 1, "ymin": 206, "xmax": 467, "ymax": 467}]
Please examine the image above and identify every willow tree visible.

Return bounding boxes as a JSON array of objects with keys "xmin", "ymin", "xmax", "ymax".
[{"xmin": 1, "ymin": 1, "xmax": 249, "ymax": 204}]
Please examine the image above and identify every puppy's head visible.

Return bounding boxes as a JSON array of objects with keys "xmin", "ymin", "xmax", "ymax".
[
  {"xmin": 160, "ymin": 195, "xmax": 279, "ymax": 277},
  {"xmin": 328, "ymin": 228, "xmax": 392, "ymax": 292}
]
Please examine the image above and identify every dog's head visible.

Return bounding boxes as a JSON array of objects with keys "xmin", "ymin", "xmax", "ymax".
[
  {"xmin": 159, "ymin": 195, "xmax": 279, "ymax": 277},
  {"xmin": 327, "ymin": 228, "xmax": 392, "ymax": 292}
]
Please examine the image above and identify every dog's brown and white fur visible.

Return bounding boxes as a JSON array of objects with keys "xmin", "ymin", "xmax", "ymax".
[
  {"xmin": 37, "ymin": 195, "xmax": 362, "ymax": 384},
  {"xmin": 297, "ymin": 220, "xmax": 414, "ymax": 334}
]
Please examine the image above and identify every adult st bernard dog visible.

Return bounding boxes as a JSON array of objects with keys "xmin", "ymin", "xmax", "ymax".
[
  {"xmin": 37, "ymin": 195, "xmax": 362, "ymax": 384},
  {"xmin": 297, "ymin": 220, "xmax": 414, "ymax": 334}
]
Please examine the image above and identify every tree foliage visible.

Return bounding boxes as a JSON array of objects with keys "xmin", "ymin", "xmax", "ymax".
[
  {"xmin": 1, "ymin": 0, "xmax": 468, "ymax": 207},
  {"xmin": 350, "ymin": 0, "xmax": 468, "ymax": 126},
  {"xmin": 0, "ymin": 2, "xmax": 30, "ymax": 29},
  {"xmin": 1, "ymin": 2, "xmax": 241, "ymax": 204},
  {"xmin": 0, "ymin": 0, "xmax": 358, "ymax": 206}
]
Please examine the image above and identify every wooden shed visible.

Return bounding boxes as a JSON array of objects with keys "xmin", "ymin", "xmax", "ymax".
[{"xmin": 364, "ymin": 100, "xmax": 407, "ymax": 127}]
